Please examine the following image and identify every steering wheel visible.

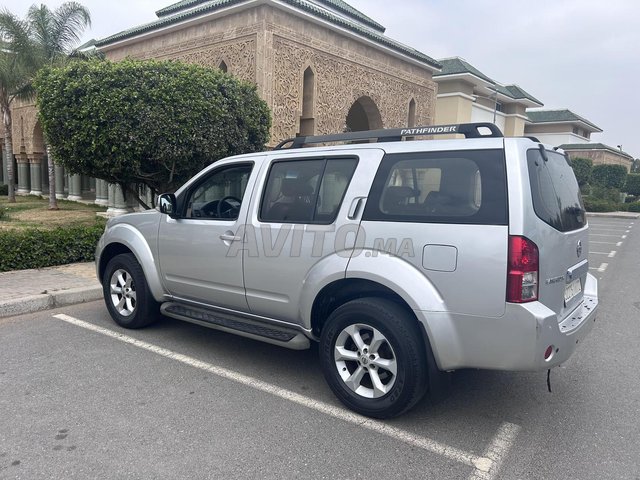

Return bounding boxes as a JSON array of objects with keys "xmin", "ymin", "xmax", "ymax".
[{"xmin": 216, "ymin": 196, "xmax": 242, "ymax": 218}]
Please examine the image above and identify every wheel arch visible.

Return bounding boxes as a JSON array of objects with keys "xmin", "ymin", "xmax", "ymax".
[
  {"xmin": 311, "ymin": 278, "xmax": 450, "ymax": 397},
  {"xmin": 98, "ymin": 224, "xmax": 165, "ymax": 302}
]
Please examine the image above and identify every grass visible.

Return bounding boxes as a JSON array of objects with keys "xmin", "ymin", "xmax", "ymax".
[{"xmin": 0, "ymin": 195, "xmax": 107, "ymax": 231}]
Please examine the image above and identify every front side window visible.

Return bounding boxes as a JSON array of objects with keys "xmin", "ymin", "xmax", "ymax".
[
  {"xmin": 363, "ymin": 150, "xmax": 507, "ymax": 225},
  {"xmin": 185, "ymin": 164, "xmax": 253, "ymax": 220},
  {"xmin": 260, "ymin": 157, "xmax": 357, "ymax": 224}
]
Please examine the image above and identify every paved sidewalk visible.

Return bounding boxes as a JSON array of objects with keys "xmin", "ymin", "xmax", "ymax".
[{"xmin": 0, "ymin": 262, "xmax": 102, "ymax": 317}]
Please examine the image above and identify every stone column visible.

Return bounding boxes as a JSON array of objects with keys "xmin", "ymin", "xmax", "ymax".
[
  {"xmin": 55, "ymin": 164, "xmax": 66, "ymax": 199},
  {"xmin": 29, "ymin": 154, "xmax": 43, "ymax": 196},
  {"xmin": 95, "ymin": 179, "xmax": 109, "ymax": 206},
  {"xmin": 81, "ymin": 175, "xmax": 92, "ymax": 196},
  {"xmin": 0, "ymin": 145, "xmax": 6, "ymax": 185},
  {"xmin": 106, "ymin": 183, "xmax": 132, "ymax": 216},
  {"xmin": 16, "ymin": 153, "xmax": 30, "ymax": 195},
  {"xmin": 67, "ymin": 174, "xmax": 83, "ymax": 201}
]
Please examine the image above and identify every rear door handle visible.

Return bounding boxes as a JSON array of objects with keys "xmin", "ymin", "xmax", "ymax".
[{"xmin": 348, "ymin": 197, "xmax": 366, "ymax": 220}]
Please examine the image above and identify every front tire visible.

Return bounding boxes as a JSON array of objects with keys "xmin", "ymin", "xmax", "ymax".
[
  {"xmin": 103, "ymin": 253, "xmax": 159, "ymax": 329},
  {"xmin": 319, "ymin": 298, "xmax": 428, "ymax": 418}
]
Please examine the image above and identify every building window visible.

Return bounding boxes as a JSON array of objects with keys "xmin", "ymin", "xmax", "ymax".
[
  {"xmin": 299, "ymin": 67, "xmax": 315, "ymax": 136},
  {"xmin": 219, "ymin": 61, "xmax": 228, "ymax": 73},
  {"xmin": 408, "ymin": 99, "xmax": 416, "ymax": 127}
]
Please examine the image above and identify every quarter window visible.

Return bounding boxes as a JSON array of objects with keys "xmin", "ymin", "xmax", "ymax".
[{"xmin": 363, "ymin": 150, "xmax": 507, "ymax": 225}]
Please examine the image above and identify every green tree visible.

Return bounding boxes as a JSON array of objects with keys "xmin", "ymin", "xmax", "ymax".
[
  {"xmin": 35, "ymin": 59, "xmax": 271, "ymax": 207},
  {"xmin": 0, "ymin": 13, "xmax": 38, "ymax": 203},
  {"xmin": 26, "ymin": 2, "xmax": 91, "ymax": 210},
  {"xmin": 570, "ymin": 157, "xmax": 593, "ymax": 187}
]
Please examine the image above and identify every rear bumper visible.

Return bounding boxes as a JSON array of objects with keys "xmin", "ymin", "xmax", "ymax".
[{"xmin": 417, "ymin": 273, "xmax": 599, "ymax": 371}]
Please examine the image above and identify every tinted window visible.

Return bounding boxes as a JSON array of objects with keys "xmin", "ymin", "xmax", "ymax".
[
  {"xmin": 260, "ymin": 158, "xmax": 357, "ymax": 224},
  {"xmin": 527, "ymin": 149, "xmax": 586, "ymax": 232},
  {"xmin": 185, "ymin": 164, "xmax": 252, "ymax": 220},
  {"xmin": 363, "ymin": 150, "xmax": 507, "ymax": 225}
]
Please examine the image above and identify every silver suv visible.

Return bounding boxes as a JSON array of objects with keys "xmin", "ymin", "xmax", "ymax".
[{"xmin": 96, "ymin": 123, "xmax": 598, "ymax": 418}]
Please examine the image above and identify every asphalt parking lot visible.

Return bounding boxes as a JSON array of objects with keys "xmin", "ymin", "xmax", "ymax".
[{"xmin": 1, "ymin": 217, "xmax": 638, "ymax": 479}]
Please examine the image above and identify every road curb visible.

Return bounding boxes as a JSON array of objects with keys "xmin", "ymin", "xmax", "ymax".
[
  {"xmin": 587, "ymin": 212, "xmax": 640, "ymax": 219},
  {"xmin": 0, "ymin": 285, "xmax": 103, "ymax": 318}
]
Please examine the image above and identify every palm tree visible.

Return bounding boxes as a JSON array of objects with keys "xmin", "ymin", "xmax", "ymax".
[
  {"xmin": 0, "ymin": 3, "xmax": 91, "ymax": 208},
  {"xmin": 0, "ymin": 17, "xmax": 37, "ymax": 203}
]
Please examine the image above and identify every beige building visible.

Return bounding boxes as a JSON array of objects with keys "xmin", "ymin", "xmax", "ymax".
[
  {"xmin": 525, "ymin": 109, "xmax": 632, "ymax": 172},
  {"xmin": 433, "ymin": 57, "xmax": 543, "ymax": 137},
  {"xmin": 1, "ymin": 0, "xmax": 441, "ymax": 208},
  {"xmin": 558, "ymin": 143, "xmax": 634, "ymax": 172}
]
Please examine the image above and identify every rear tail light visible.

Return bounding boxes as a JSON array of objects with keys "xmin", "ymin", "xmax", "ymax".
[{"xmin": 507, "ymin": 235, "xmax": 539, "ymax": 303}]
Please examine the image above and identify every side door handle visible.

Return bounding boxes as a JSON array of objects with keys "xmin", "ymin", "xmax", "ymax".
[{"xmin": 220, "ymin": 232, "xmax": 241, "ymax": 242}]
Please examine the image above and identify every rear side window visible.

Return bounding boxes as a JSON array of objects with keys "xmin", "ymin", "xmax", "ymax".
[
  {"xmin": 363, "ymin": 149, "xmax": 507, "ymax": 225},
  {"xmin": 527, "ymin": 149, "xmax": 586, "ymax": 232},
  {"xmin": 260, "ymin": 157, "xmax": 357, "ymax": 224}
]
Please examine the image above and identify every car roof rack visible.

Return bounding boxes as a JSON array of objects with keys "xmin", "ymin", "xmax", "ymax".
[{"xmin": 274, "ymin": 122, "xmax": 503, "ymax": 150}]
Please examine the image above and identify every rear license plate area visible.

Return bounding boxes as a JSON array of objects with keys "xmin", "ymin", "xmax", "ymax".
[{"xmin": 564, "ymin": 278, "xmax": 582, "ymax": 304}]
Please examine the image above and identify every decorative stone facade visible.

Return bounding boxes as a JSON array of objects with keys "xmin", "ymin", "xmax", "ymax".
[
  {"xmin": 100, "ymin": 4, "xmax": 437, "ymax": 146},
  {"xmin": 2, "ymin": 1, "xmax": 438, "ymax": 209}
]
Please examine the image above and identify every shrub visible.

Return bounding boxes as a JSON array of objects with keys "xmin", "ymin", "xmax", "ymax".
[
  {"xmin": 582, "ymin": 197, "xmax": 619, "ymax": 212},
  {"xmin": 570, "ymin": 157, "xmax": 592, "ymax": 187},
  {"xmin": 591, "ymin": 164, "xmax": 627, "ymax": 189},
  {"xmin": 0, "ymin": 222, "xmax": 105, "ymax": 272},
  {"xmin": 590, "ymin": 186, "xmax": 620, "ymax": 203},
  {"xmin": 627, "ymin": 202, "xmax": 640, "ymax": 213},
  {"xmin": 0, "ymin": 184, "xmax": 8, "ymax": 196},
  {"xmin": 624, "ymin": 174, "xmax": 640, "ymax": 196}
]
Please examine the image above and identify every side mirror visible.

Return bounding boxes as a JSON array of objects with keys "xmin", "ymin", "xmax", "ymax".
[{"xmin": 158, "ymin": 193, "xmax": 178, "ymax": 218}]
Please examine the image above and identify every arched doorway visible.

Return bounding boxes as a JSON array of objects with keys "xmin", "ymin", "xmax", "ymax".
[{"xmin": 345, "ymin": 96, "xmax": 383, "ymax": 132}]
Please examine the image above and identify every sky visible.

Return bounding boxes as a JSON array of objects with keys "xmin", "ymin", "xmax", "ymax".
[{"xmin": 3, "ymin": 0, "xmax": 639, "ymax": 159}]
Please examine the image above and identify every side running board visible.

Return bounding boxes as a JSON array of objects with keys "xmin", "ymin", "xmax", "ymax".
[{"xmin": 161, "ymin": 302, "xmax": 310, "ymax": 350}]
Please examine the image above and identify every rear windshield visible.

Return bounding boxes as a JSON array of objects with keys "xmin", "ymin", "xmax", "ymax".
[
  {"xmin": 527, "ymin": 149, "xmax": 586, "ymax": 232},
  {"xmin": 362, "ymin": 149, "xmax": 508, "ymax": 225}
]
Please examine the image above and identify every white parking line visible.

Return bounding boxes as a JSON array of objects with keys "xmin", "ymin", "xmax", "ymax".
[
  {"xmin": 468, "ymin": 422, "xmax": 521, "ymax": 480},
  {"xmin": 589, "ymin": 251, "xmax": 611, "ymax": 255},
  {"xmin": 590, "ymin": 234, "xmax": 625, "ymax": 237},
  {"xmin": 608, "ymin": 251, "xmax": 617, "ymax": 258},
  {"xmin": 590, "ymin": 241, "xmax": 618, "ymax": 245},
  {"xmin": 53, "ymin": 313, "xmax": 519, "ymax": 478}
]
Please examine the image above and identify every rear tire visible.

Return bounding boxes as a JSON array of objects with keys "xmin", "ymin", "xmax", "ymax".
[
  {"xmin": 319, "ymin": 297, "xmax": 428, "ymax": 418},
  {"xmin": 103, "ymin": 253, "xmax": 159, "ymax": 329}
]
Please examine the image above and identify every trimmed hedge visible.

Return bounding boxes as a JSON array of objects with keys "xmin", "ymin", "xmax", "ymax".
[
  {"xmin": 591, "ymin": 164, "xmax": 627, "ymax": 189},
  {"xmin": 583, "ymin": 197, "xmax": 619, "ymax": 212},
  {"xmin": 627, "ymin": 202, "xmax": 640, "ymax": 213},
  {"xmin": 0, "ymin": 222, "xmax": 104, "ymax": 272},
  {"xmin": 625, "ymin": 174, "xmax": 640, "ymax": 196}
]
